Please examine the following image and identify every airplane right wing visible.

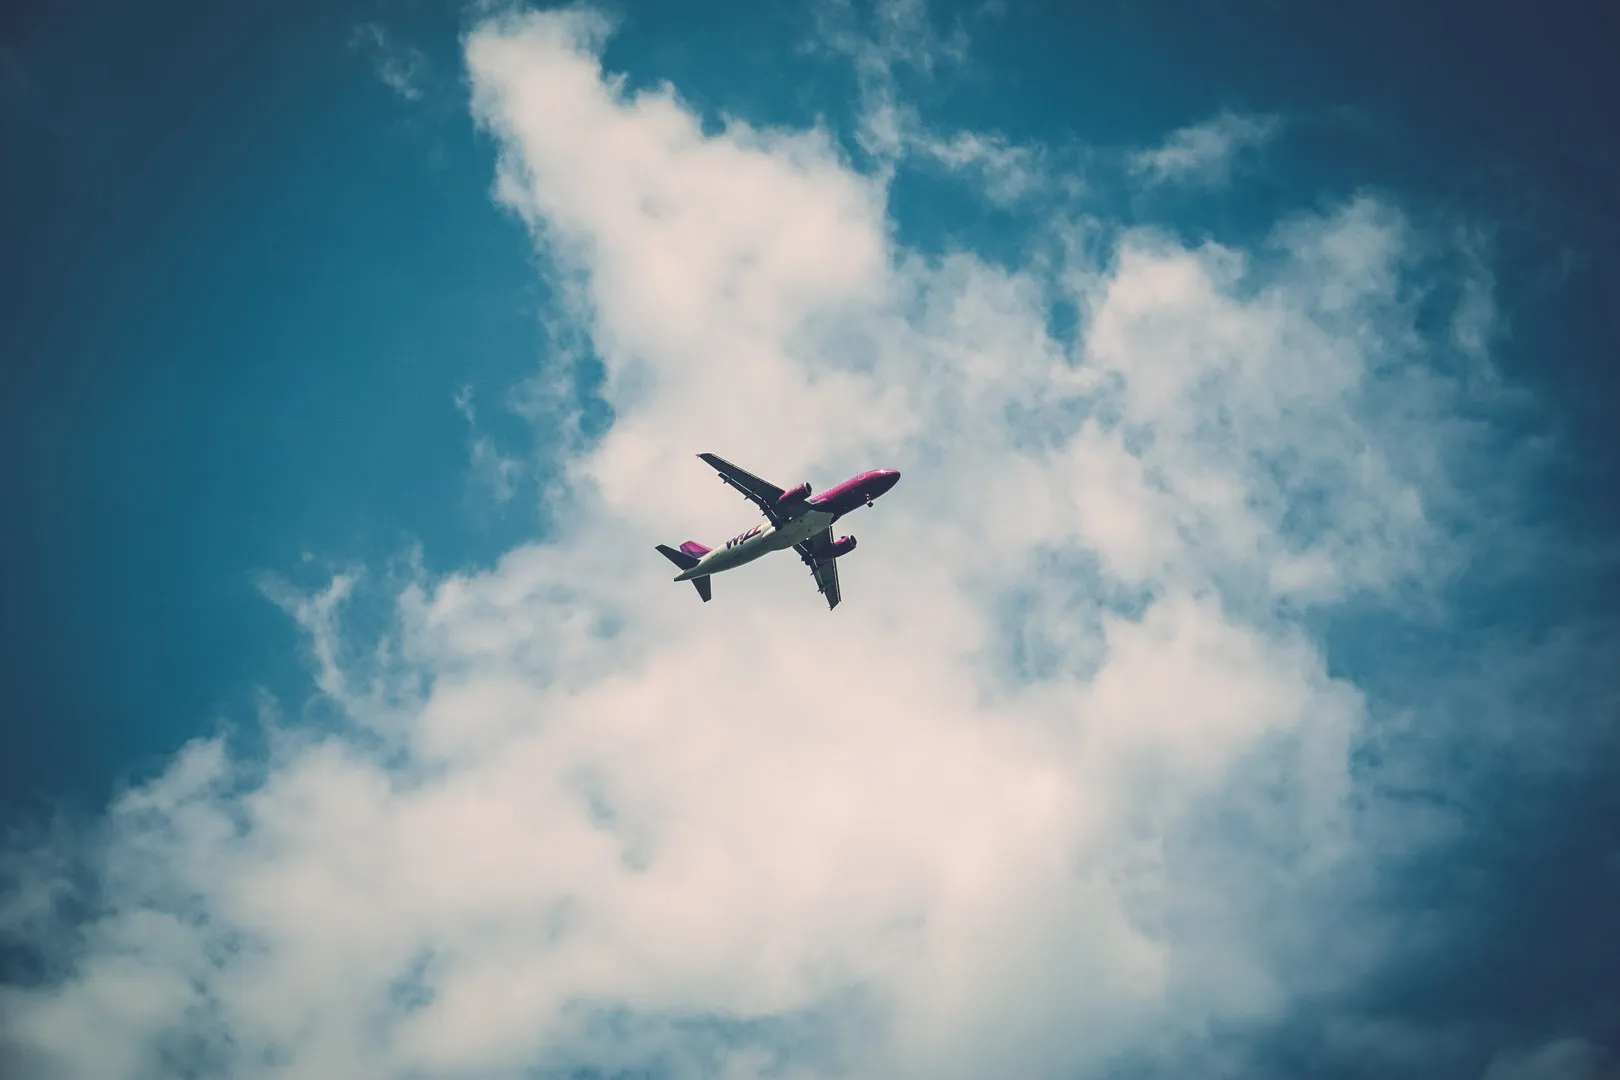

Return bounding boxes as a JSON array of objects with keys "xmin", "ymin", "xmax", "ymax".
[
  {"xmin": 795, "ymin": 530, "xmax": 842, "ymax": 611},
  {"xmin": 698, "ymin": 453, "xmax": 789, "ymax": 526}
]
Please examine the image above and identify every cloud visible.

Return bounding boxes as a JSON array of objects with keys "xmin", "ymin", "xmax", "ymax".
[
  {"xmin": 814, "ymin": 0, "xmax": 973, "ymax": 86},
  {"xmin": 455, "ymin": 387, "xmax": 526, "ymax": 505},
  {"xmin": 815, "ymin": 0, "xmax": 1019, "ymax": 183},
  {"xmin": 856, "ymin": 103, "xmax": 1061, "ymax": 209},
  {"xmin": 351, "ymin": 22, "xmax": 428, "ymax": 102},
  {"xmin": 1131, "ymin": 109, "xmax": 1281, "ymax": 188},
  {"xmin": 0, "ymin": 7, "xmax": 1582, "ymax": 1080}
]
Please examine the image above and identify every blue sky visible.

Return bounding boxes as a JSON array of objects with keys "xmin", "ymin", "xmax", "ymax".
[{"xmin": 2, "ymin": 2, "xmax": 1618, "ymax": 1078}]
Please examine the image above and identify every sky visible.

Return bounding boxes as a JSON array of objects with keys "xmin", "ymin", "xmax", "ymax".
[{"xmin": 1, "ymin": 1, "xmax": 1618, "ymax": 1078}]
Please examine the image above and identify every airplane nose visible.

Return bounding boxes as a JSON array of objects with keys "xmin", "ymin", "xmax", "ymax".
[{"xmin": 881, "ymin": 470, "xmax": 901, "ymax": 492}]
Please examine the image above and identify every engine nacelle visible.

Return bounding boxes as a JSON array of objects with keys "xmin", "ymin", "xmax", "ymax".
[
  {"xmin": 830, "ymin": 535, "xmax": 857, "ymax": 558},
  {"xmin": 778, "ymin": 481, "xmax": 812, "ymax": 504}
]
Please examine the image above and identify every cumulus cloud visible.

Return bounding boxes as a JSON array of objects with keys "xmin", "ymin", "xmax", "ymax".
[
  {"xmin": 1131, "ymin": 109, "xmax": 1281, "ymax": 188},
  {"xmin": 0, "ymin": 7, "xmax": 1559, "ymax": 1080}
]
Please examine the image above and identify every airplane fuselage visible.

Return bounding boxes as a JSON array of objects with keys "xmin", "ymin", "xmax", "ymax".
[{"xmin": 673, "ymin": 508, "xmax": 835, "ymax": 581}]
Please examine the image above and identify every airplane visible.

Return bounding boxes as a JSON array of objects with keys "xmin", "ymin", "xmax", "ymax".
[{"xmin": 655, "ymin": 453, "xmax": 902, "ymax": 611}]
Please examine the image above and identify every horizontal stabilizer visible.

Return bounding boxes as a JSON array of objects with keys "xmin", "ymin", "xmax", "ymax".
[{"xmin": 658, "ymin": 545, "xmax": 713, "ymax": 602}]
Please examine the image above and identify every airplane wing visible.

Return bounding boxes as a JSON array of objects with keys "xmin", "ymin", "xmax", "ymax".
[
  {"xmin": 795, "ymin": 530, "xmax": 842, "ymax": 611},
  {"xmin": 698, "ymin": 453, "xmax": 789, "ymax": 526}
]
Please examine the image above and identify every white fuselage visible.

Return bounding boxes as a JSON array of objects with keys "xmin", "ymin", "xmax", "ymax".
[{"xmin": 674, "ymin": 508, "xmax": 836, "ymax": 580}]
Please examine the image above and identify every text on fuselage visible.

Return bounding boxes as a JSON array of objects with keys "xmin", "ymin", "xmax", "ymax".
[{"xmin": 726, "ymin": 525, "xmax": 765, "ymax": 549}]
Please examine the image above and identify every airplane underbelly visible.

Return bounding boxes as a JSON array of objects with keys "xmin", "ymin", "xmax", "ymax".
[
  {"xmin": 696, "ymin": 510, "xmax": 834, "ymax": 576},
  {"xmin": 777, "ymin": 509, "xmax": 834, "ymax": 544},
  {"xmin": 722, "ymin": 542, "xmax": 771, "ymax": 568},
  {"xmin": 700, "ymin": 531, "xmax": 773, "ymax": 573}
]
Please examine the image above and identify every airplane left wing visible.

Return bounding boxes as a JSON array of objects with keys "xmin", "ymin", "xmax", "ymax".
[
  {"xmin": 795, "ymin": 530, "xmax": 842, "ymax": 611},
  {"xmin": 699, "ymin": 453, "xmax": 788, "ymax": 526}
]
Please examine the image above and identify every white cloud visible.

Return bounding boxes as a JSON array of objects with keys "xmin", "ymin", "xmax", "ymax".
[
  {"xmin": 1, "ymin": 9, "xmax": 1522, "ymax": 1080},
  {"xmin": 1131, "ymin": 109, "xmax": 1281, "ymax": 188}
]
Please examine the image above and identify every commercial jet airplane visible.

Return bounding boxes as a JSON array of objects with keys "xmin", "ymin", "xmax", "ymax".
[{"xmin": 655, "ymin": 453, "xmax": 902, "ymax": 611}]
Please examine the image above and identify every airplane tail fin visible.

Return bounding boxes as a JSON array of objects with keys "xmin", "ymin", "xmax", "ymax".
[
  {"xmin": 656, "ymin": 544, "xmax": 701, "ymax": 572},
  {"xmin": 655, "ymin": 544, "xmax": 713, "ymax": 603}
]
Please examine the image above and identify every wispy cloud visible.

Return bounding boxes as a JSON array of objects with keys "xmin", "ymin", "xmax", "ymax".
[
  {"xmin": 817, "ymin": 0, "xmax": 1026, "ymax": 192},
  {"xmin": 814, "ymin": 1, "xmax": 1068, "ymax": 209},
  {"xmin": 814, "ymin": 0, "xmax": 973, "ymax": 84},
  {"xmin": 0, "ymin": 8, "xmax": 1591, "ymax": 1080},
  {"xmin": 454, "ymin": 386, "xmax": 526, "ymax": 505},
  {"xmin": 1131, "ymin": 109, "xmax": 1282, "ymax": 188},
  {"xmin": 350, "ymin": 22, "xmax": 427, "ymax": 102}
]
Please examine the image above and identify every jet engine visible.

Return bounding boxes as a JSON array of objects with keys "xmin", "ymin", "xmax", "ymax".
[
  {"xmin": 830, "ymin": 535, "xmax": 857, "ymax": 558},
  {"xmin": 778, "ymin": 481, "xmax": 812, "ymax": 504}
]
